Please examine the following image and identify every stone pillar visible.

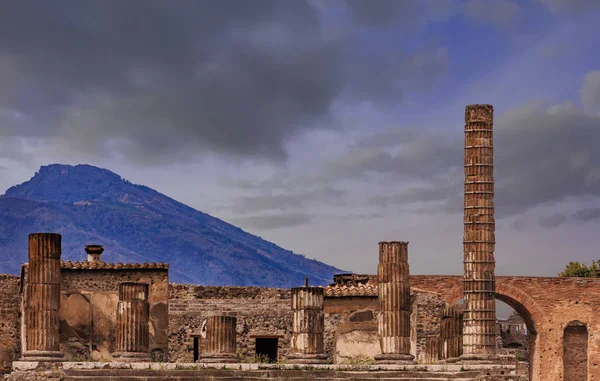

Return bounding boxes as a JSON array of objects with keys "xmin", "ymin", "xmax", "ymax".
[
  {"xmin": 288, "ymin": 286, "xmax": 329, "ymax": 363},
  {"xmin": 198, "ymin": 315, "xmax": 240, "ymax": 363},
  {"xmin": 22, "ymin": 233, "xmax": 64, "ymax": 361},
  {"xmin": 441, "ymin": 306, "xmax": 463, "ymax": 362},
  {"xmin": 374, "ymin": 241, "xmax": 415, "ymax": 364},
  {"xmin": 462, "ymin": 104, "xmax": 497, "ymax": 361},
  {"xmin": 113, "ymin": 283, "xmax": 151, "ymax": 362}
]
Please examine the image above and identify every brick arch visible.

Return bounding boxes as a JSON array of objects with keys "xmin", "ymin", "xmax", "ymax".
[{"xmin": 441, "ymin": 281, "xmax": 541, "ymax": 335}]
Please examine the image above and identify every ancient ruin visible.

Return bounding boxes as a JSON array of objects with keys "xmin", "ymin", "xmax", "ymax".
[
  {"xmin": 1, "ymin": 104, "xmax": 599, "ymax": 381},
  {"xmin": 463, "ymin": 104, "xmax": 497, "ymax": 361},
  {"xmin": 374, "ymin": 241, "xmax": 414, "ymax": 364},
  {"xmin": 198, "ymin": 315, "xmax": 239, "ymax": 363},
  {"xmin": 288, "ymin": 282, "xmax": 328, "ymax": 363},
  {"xmin": 21, "ymin": 233, "xmax": 64, "ymax": 362},
  {"xmin": 113, "ymin": 283, "xmax": 151, "ymax": 362}
]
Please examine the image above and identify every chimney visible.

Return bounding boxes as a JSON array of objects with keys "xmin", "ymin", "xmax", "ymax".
[{"xmin": 85, "ymin": 245, "xmax": 104, "ymax": 262}]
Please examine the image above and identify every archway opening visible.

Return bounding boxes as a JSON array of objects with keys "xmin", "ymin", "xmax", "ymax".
[
  {"xmin": 563, "ymin": 320, "xmax": 588, "ymax": 381},
  {"xmin": 451, "ymin": 293, "xmax": 537, "ymax": 381}
]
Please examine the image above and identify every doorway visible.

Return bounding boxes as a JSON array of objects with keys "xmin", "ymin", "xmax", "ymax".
[{"xmin": 255, "ymin": 337, "xmax": 278, "ymax": 363}]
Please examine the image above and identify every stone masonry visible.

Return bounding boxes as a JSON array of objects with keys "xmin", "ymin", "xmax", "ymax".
[
  {"xmin": 375, "ymin": 242, "xmax": 414, "ymax": 364},
  {"xmin": 22, "ymin": 233, "xmax": 63, "ymax": 361},
  {"xmin": 114, "ymin": 283, "xmax": 151, "ymax": 362},
  {"xmin": 463, "ymin": 104, "xmax": 497, "ymax": 360},
  {"xmin": 0, "ymin": 275, "xmax": 20, "ymax": 373}
]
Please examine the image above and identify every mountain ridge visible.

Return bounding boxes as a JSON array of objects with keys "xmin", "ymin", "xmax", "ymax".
[{"xmin": 0, "ymin": 164, "xmax": 342, "ymax": 286}]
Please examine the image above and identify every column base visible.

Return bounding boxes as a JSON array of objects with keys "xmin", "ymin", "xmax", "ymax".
[
  {"xmin": 20, "ymin": 350, "xmax": 65, "ymax": 362},
  {"xmin": 197, "ymin": 352, "xmax": 240, "ymax": 363},
  {"xmin": 112, "ymin": 352, "xmax": 151, "ymax": 362},
  {"xmin": 459, "ymin": 353, "xmax": 500, "ymax": 364},
  {"xmin": 287, "ymin": 353, "xmax": 330, "ymax": 364},
  {"xmin": 374, "ymin": 353, "xmax": 415, "ymax": 364},
  {"xmin": 441, "ymin": 356, "xmax": 461, "ymax": 363}
]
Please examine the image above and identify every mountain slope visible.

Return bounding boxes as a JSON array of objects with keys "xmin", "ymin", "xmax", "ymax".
[{"xmin": 0, "ymin": 164, "xmax": 342, "ymax": 286}]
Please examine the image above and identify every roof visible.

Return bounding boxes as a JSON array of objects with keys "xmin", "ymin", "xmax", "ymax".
[
  {"xmin": 324, "ymin": 273, "xmax": 443, "ymax": 298},
  {"xmin": 324, "ymin": 281, "xmax": 377, "ymax": 297},
  {"xmin": 61, "ymin": 261, "xmax": 169, "ymax": 270},
  {"xmin": 23, "ymin": 261, "xmax": 169, "ymax": 270}
]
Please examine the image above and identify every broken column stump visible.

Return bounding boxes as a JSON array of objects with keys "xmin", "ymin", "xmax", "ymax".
[
  {"xmin": 288, "ymin": 286, "xmax": 329, "ymax": 364},
  {"xmin": 22, "ymin": 233, "xmax": 64, "ymax": 361},
  {"xmin": 197, "ymin": 315, "xmax": 240, "ymax": 363},
  {"xmin": 113, "ymin": 283, "xmax": 151, "ymax": 362},
  {"xmin": 441, "ymin": 306, "xmax": 463, "ymax": 363},
  {"xmin": 462, "ymin": 104, "xmax": 498, "ymax": 362},
  {"xmin": 374, "ymin": 241, "xmax": 415, "ymax": 364}
]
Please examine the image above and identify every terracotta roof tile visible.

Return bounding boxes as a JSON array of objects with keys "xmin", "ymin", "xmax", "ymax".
[
  {"xmin": 324, "ymin": 280, "xmax": 378, "ymax": 297},
  {"xmin": 60, "ymin": 261, "xmax": 169, "ymax": 270},
  {"xmin": 324, "ymin": 275, "xmax": 443, "ymax": 298}
]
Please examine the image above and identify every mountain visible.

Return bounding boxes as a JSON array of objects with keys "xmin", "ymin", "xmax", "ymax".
[{"xmin": 0, "ymin": 164, "xmax": 343, "ymax": 286}]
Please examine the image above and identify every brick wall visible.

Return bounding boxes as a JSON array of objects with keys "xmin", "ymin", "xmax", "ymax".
[
  {"xmin": 0, "ymin": 274, "xmax": 21, "ymax": 373},
  {"xmin": 169, "ymin": 284, "xmax": 292, "ymax": 363}
]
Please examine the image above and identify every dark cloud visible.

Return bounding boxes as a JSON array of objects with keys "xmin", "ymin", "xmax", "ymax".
[
  {"xmin": 538, "ymin": 213, "xmax": 568, "ymax": 229},
  {"xmin": 316, "ymin": 74, "xmax": 600, "ymax": 219},
  {"xmin": 0, "ymin": 0, "xmax": 449, "ymax": 164},
  {"xmin": 572, "ymin": 207, "xmax": 600, "ymax": 222},
  {"xmin": 232, "ymin": 213, "xmax": 313, "ymax": 231}
]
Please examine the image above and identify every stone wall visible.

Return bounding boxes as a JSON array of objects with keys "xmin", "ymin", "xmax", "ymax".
[
  {"xmin": 19, "ymin": 267, "xmax": 169, "ymax": 362},
  {"xmin": 413, "ymin": 291, "xmax": 445, "ymax": 363},
  {"xmin": 0, "ymin": 274, "xmax": 21, "ymax": 373},
  {"xmin": 322, "ymin": 291, "xmax": 445, "ymax": 364},
  {"xmin": 169, "ymin": 284, "xmax": 292, "ymax": 363}
]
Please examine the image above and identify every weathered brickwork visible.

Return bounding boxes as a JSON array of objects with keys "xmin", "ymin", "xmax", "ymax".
[
  {"xmin": 410, "ymin": 275, "xmax": 600, "ymax": 381},
  {"xmin": 0, "ymin": 275, "xmax": 21, "ymax": 373},
  {"xmin": 168, "ymin": 284, "xmax": 292, "ymax": 363}
]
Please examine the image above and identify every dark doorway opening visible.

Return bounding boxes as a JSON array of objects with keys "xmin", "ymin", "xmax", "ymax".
[
  {"xmin": 193, "ymin": 337, "xmax": 199, "ymax": 362},
  {"xmin": 255, "ymin": 338, "xmax": 278, "ymax": 363}
]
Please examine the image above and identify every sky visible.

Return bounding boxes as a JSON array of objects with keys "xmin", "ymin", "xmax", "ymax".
[{"xmin": 1, "ymin": 0, "xmax": 600, "ymax": 281}]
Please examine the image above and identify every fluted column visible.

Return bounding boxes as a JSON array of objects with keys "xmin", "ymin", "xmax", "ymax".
[
  {"xmin": 113, "ymin": 283, "xmax": 150, "ymax": 362},
  {"xmin": 198, "ymin": 315, "xmax": 240, "ymax": 363},
  {"xmin": 375, "ymin": 241, "xmax": 415, "ymax": 364},
  {"xmin": 441, "ymin": 306, "xmax": 463, "ymax": 362},
  {"xmin": 22, "ymin": 233, "xmax": 64, "ymax": 361},
  {"xmin": 462, "ymin": 104, "xmax": 497, "ymax": 361},
  {"xmin": 288, "ymin": 286, "xmax": 328, "ymax": 363}
]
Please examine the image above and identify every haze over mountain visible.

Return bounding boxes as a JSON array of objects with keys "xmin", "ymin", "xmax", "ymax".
[{"xmin": 0, "ymin": 164, "xmax": 342, "ymax": 286}]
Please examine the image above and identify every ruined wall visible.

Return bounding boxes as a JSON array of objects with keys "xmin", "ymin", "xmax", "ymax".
[
  {"xmin": 0, "ymin": 275, "xmax": 21, "ymax": 373},
  {"xmin": 413, "ymin": 291, "xmax": 445, "ymax": 363},
  {"xmin": 169, "ymin": 285, "xmax": 292, "ymax": 363},
  {"xmin": 322, "ymin": 291, "xmax": 445, "ymax": 364},
  {"xmin": 57, "ymin": 268, "xmax": 169, "ymax": 361},
  {"xmin": 409, "ymin": 275, "xmax": 600, "ymax": 381}
]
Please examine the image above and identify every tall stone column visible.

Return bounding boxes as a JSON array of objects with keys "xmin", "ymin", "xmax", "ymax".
[
  {"xmin": 288, "ymin": 285, "xmax": 328, "ymax": 363},
  {"xmin": 441, "ymin": 306, "xmax": 463, "ymax": 362},
  {"xmin": 113, "ymin": 283, "xmax": 151, "ymax": 362},
  {"xmin": 198, "ymin": 315, "xmax": 240, "ymax": 363},
  {"xmin": 22, "ymin": 233, "xmax": 64, "ymax": 361},
  {"xmin": 375, "ymin": 241, "xmax": 415, "ymax": 364},
  {"xmin": 462, "ymin": 104, "xmax": 497, "ymax": 361}
]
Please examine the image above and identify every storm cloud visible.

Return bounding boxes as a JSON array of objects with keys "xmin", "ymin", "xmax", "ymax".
[{"xmin": 0, "ymin": 0, "xmax": 452, "ymax": 164}]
